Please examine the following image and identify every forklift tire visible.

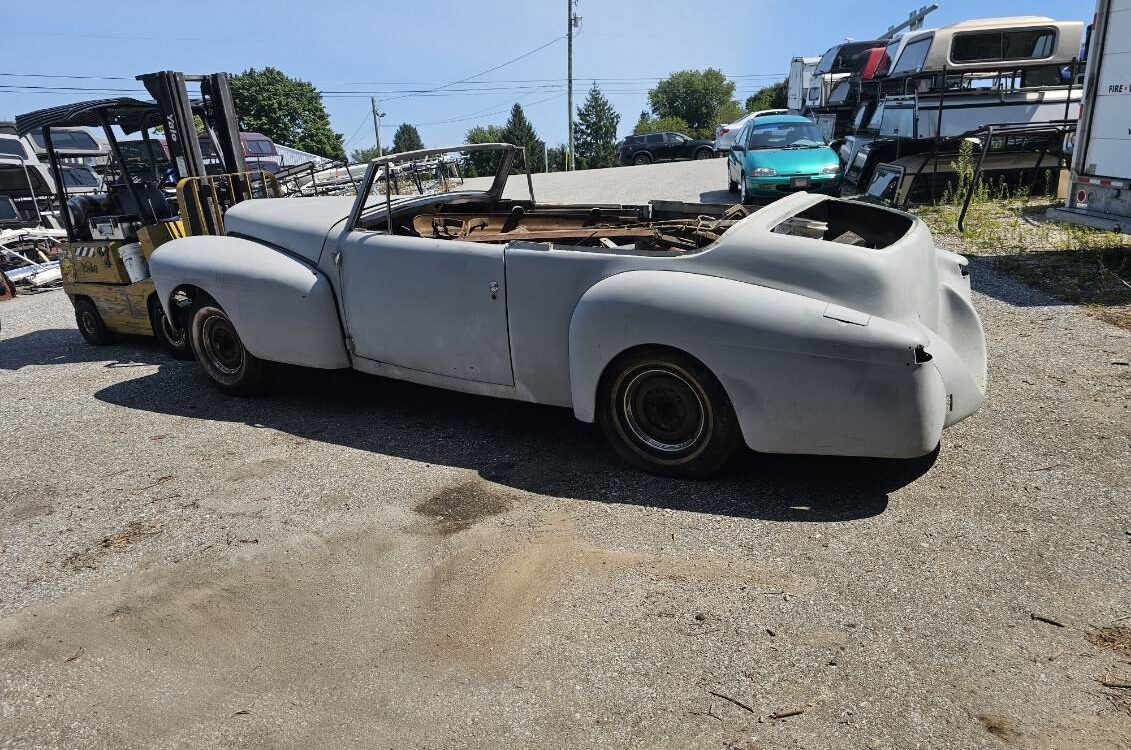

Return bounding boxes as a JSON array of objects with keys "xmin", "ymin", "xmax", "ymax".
[
  {"xmin": 148, "ymin": 296, "xmax": 193, "ymax": 360},
  {"xmin": 188, "ymin": 298, "xmax": 267, "ymax": 395},
  {"xmin": 74, "ymin": 298, "xmax": 116, "ymax": 346}
]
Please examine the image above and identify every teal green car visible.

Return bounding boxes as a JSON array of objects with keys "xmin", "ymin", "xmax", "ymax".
[{"xmin": 726, "ymin": 115, "xmax": 842, "ymax": 203}]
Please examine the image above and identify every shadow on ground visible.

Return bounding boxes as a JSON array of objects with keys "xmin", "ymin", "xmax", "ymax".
[
  {"xmin": 0, "ymin": 328, "xmax": 166, "ymax": 371},
  {"xmin": 697, "ymin": 189, "xmax": 738, "ymax": 205},
  {"xmin": 88, "ymin": 360, "xmax": 941, "ymax": 522},
  {"xmin": 967, "ymin": 250, "xmax": 1130, "ymax": 329}
]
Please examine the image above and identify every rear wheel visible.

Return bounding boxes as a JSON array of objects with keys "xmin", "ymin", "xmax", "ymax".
[
  {"xmin": 74, "ymin": 298, "xmax": 115, "ymax": 346},
  {"xmin": 189, "ymin": 298, "xmax": 266, "ymax": 395},
  {"xmin": 597, "ymin": 348, "xmax": 739, "ymax": 478},
  {"xmin": 632, "ymin": 153, "xmax": 652, "ymax": 166},
  {"xmin": 148, "ymin": 296, "xmax": 193, "ymax": 360}
]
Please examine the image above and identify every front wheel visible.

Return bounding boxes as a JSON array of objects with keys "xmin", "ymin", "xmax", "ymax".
[
  {"xmin": 694, "ymin": 149, "xmax": 713, "ymax": 160},
  {"xmin": 597, "ymin": 348, "xmax": 740, "ymax": 478},
  {"xmin": 189, "ymin": 299, "xmax": 267, "ymax": 395},
  {"xmin": 739, "ymin": 173, "xmax": 754, "ymax": 205},
  {"xmin": 149, "ymin": 296, "xmax": 193, "ymax": 360}
]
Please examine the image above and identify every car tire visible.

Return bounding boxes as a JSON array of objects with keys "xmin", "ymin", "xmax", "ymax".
[
  {"xmin": 189, "ymin": 297, "xmax": 267, "ymax": 395},
  {"xmin": 727, "ymin": 173, "xmax": 739, "ymax": 193},
  {"xmin": 597, "ymin": 347, "xmax": 740, "ymax": 478},
  {"xmin": 74, "ymin": 298, "xmax": 116, "ymax": 346},
  {"xmin": 632, "ymin": 153, "xmax": 652, "ymax": 166},
  {"xmin": 148, "ymin": 295, "xmax": 194, "ymax": 360},
  {"xmin": 694, "ymin": 148, "xmax": 713, "ymax": 160}
]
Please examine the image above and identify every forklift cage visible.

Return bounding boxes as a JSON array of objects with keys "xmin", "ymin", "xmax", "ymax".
[{"xmin": 177, "ymin": 170, "xmax": 282, "ymax": 236}]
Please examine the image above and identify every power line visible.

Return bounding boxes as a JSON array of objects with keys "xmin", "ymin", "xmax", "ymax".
[
  {"xmin": 417, "ymin": 93, "xmax": 565, "ymax": 127},
  {"xmin": 0, "ymin": 71, "xmax": 788, "ymax": 89},
  {"xmin": 381, "ymin": 35, "xmax": 567, "ymax": 102}
]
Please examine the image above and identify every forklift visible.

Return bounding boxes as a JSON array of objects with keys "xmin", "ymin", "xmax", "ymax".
[{"xmin": 13, "ymin": 71, "xmax": 280, "ymax": 356}]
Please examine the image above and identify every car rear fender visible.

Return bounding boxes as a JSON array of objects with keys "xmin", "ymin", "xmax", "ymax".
[
  {"xmin": 569, "ymin": 270, "xmax": 941, "ymax": 455},
  {"xmin": 150, "ymin": 235, "xmax": 350, "ymax": 369}
]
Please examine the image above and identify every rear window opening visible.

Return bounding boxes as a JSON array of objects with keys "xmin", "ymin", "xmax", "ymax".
[{"xmin": 771, "ymin": 200, "xmax": 912, "ymax": 249}]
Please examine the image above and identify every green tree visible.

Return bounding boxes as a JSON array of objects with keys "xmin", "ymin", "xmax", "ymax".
[
  {"xmin": 464, "ymin": 124, "xmax": 505, "ymax": 177},
  {"xmin": 632, "ymin": 111, "xmax": 691, "ymax": 136},
  {"xmin": 573, "ymin": 83, "xmax": 620, "ymax": 169},
  {"xmin": 646, "ymin": 69, "xmax": 743, "ymax": 138},
  {"xmin": 500, "ymin": 103, "xmax": 545, "ymax": 173},
  {"xmin": 745, "ymin": 80, "xmax": 789, "ymax": 113},
  {"xmin": 350, "ymin": 145, "xmax": 384, "ymax": 163},
  {"xmin": 391, "ymin": 123, "xmax": 424, "ymax": 153},
  {"xmin": 229, "ymin": 67, "xmax": 345, "ymax": 160},
  {"xmin": 546, "ymin": 144, "xmax": 570, "ymax": 172}
]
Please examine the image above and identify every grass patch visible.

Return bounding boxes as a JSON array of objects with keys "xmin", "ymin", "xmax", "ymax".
[{"xmin": 915, "ymin": 141, "xmax": 1131, "ymax": 329}]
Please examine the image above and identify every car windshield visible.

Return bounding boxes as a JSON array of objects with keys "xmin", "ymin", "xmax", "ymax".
[
  {"xmin": 748, "ymin": 122, "xmax": 827, "ymax": 149},
  {"xmin": 356, "ymin": 144, "xmax": 531, "ymax": 226}
]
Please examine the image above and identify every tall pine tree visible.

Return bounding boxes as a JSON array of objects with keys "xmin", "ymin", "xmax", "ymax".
[
  {"xmin": 391, "ymin": 123, "xmax": 424, "ymax": 153},
  {"xmin": 574, "ymin": 83, "xmax": 620, "ymax": 170},
  {"xmin": 500, "ymin": 104, "xmax": 545, "ymax": 173}
]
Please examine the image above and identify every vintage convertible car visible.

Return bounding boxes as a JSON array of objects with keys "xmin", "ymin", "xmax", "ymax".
[{"xmin": 149, "ymin": 143, "xmax": 986, "ymax": 477}]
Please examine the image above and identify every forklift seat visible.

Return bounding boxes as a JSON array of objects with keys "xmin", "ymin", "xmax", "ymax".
[{"xmin": 111, "ymin": 181, "xmax": 175, "ymax": 225}]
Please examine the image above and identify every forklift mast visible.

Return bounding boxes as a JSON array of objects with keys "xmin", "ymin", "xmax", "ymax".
[{"xmin": 137, "ymin": 71, "xmax": 247, "ymax": 182}]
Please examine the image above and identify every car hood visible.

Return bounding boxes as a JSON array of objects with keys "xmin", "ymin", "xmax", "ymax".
[
  {"xmin": 223, "ymin": 196, "xmax": 354, "ymax": 263},
  {"xmin": 745, "ymin": 147, "xmax": 839, "ymax": 176}
]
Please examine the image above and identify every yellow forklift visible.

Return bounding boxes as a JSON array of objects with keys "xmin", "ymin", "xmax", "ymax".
[{"xmin": 14, "ymin": 71, "xmax": 280, "ymax": 357}]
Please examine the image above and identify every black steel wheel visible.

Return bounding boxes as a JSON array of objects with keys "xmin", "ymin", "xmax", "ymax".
[
  {"xmin": 632, "ymin": 152, "xmax": 652, "ymax": 166},
  {"xmin": 695, "ymin": 148, "xmax": 713, "ymax": 160},
  {"xmin": 148, "ymin": 295, "xmax": 193, "ymax": 360},
  {"xmin": 189, "ymin": 299, "xmax": 266, "ymax": 394},
  {"xmin": 597, "ymin": 348, "xmax": 739, "ymax": 478},
  {"xmin": 74, "ymin": 298, "xmax": 115, "ymax": 346}
]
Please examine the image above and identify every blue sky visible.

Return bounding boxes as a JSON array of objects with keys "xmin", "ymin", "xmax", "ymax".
[{"xmin": 1, "ymin": 0, "xmax": 1095, "ymax": 154}]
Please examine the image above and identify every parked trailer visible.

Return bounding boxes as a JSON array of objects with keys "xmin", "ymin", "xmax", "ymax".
[
  {"xmin": 788, "ymin": 57, "xmax": 820, "ymax": 113},
  {"xmin": 1048, "ymin": 0, "xmax": 1131, "ymax": 231}
]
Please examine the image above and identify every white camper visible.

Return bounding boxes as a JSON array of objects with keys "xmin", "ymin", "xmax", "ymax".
[{"xmin": 788, "ymin": 57, "xmax": 820, "ymax": 112}]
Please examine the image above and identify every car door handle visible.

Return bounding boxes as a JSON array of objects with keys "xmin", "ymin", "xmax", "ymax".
[{"xmin": 489, "ymin": 280, "xmax": 499, "ymax": 299}]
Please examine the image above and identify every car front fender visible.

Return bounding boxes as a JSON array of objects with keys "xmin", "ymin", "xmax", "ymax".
[
  {"xmin": 150, "ymin": 235, "xmax": 350, "ymax": 370},
  {"xmin": 568, "ymin": 270, "xmax": 944, "ymax": 458}
]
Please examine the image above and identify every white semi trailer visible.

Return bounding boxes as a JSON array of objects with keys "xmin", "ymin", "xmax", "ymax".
[
  {"xmin": 788, "ymin": 57, "xmax": 820, "ymax": 113},
  {"xmin": 1050, "ymin": 0, "xmax": 1131, "ymax": 231}
]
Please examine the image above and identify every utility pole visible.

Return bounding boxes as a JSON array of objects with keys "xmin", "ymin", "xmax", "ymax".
[
  {"xmin": 371, "ymin": 96, "xmax": 385, "ymax": 155},
  {"xmin": 567, "ymin": 0, "xmax": 579, "ymax": 170}
]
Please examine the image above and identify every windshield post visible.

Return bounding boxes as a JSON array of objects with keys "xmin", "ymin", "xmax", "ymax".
[
  {"xmin": 384, "ymin": 164, "xmax": 393, "ymax": 235},
  {"xmin": 522, "ymin": 147, "xmax": 535, "ymax": 207}
]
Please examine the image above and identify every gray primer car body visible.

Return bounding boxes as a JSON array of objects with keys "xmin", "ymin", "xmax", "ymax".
[{"xmin": 151, "ymin": 145, "xmax": 986, "ymax": 459}]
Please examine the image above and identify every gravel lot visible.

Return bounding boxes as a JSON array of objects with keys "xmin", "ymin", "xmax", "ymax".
[{"xmin": 2, "ymin": 159, "xmax": 1130, "ymax": 749}]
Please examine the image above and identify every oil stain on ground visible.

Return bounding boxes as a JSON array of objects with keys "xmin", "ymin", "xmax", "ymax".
[{"xmin": 414, "ymin": 481, "xmax": 511, "ymax": 535}]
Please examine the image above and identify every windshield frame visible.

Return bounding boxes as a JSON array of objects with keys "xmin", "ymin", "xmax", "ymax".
[{"xmin": 347, "ymin": 143, "xmax": 531, "ymax": 233}]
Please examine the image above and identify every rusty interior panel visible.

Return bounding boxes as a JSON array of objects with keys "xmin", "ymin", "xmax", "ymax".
[{"xmin": 401, "ymin": 202, "xmax": 751, "ymax": 253}]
